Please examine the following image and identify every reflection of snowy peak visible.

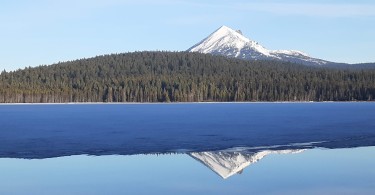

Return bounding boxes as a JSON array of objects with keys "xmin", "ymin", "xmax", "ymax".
[
  {"xmin": 189, "ymin": 149, "xmax": 304, "ymax": 179},
  {"xmin": 188, "ymin": 25, "xmax": 329, "ymax": 66}
]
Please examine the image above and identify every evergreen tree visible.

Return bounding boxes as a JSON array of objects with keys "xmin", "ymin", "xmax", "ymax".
[{"xmin": 0, "ymin": 51, "xmax": 374, "ymax": 103}]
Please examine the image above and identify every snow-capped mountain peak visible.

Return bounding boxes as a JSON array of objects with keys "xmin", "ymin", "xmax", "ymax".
[
  {"xmin": 188, "ymin": 26, "xmax": 329, "ymax": 66},
  {"xmin": 188, "ymin": 25, "xmax": 272, "ymax": 58}
]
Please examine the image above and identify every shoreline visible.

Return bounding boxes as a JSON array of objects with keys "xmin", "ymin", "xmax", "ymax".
[{"xmin": 0, "ymin": 101, "xmax": 373, "ymax": 105}]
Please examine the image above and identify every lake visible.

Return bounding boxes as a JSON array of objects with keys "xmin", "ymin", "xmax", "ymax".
[{"xmin": 0, "ymin": 103, "xmax": 374, "ymax": 194}]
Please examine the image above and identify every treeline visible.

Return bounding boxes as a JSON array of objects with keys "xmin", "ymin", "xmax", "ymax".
[{"xmin": 0, "ymin": 51, "xmax": 375, "ymax": 103}]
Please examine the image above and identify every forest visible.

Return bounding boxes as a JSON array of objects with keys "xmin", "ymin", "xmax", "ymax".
[{"xmin": 0, "ymin": 51, "xmax": 374, "ymax": 103}]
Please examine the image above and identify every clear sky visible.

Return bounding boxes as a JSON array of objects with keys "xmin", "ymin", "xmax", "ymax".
[{"xmin": 1, "ymin": 0, "xmax": 375, "ymax": 71}]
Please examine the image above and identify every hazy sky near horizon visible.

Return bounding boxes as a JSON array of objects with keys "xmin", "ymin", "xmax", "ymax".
[{"xmin": 1, "ymin": 0, "xmax": 375, "ymax": 71}]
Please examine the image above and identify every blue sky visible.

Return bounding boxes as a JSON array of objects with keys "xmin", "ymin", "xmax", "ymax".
[{"xmin": 1, "ymin": 0, "xmax": 375, "ymax": 71}]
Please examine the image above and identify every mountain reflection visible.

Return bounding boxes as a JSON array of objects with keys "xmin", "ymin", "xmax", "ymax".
[{"xmin": 189, "ymin": 149, "xmax": 305, "ymax": 179}]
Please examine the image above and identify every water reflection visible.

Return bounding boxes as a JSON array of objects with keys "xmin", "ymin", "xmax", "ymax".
[
  {"xmin": 1, "ymin": 146, "xmax": 374, "ymax": 195},
  {"xmin": 1, "ymin": 140, "xmax": 374, "ymax": 180},
  {"xmin": 189, "ymin": 149, "xmax": 305, "ymax": 179}
]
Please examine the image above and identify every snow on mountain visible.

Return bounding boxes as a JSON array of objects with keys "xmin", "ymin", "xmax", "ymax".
[
  {"xmin": 273, "ymin": 50, "xmax": 309, "ymax": 57},
  {"xmin": 189, "ymin": 149, "xmax": 305, "ymax": 179},
  {"xmin": 188, "ymin": 25, "xmax": 330, "ymax": 66}
]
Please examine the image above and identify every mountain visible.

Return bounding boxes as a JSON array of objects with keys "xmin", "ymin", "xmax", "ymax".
[
  {"xmin": 188, "ymin": 25, "xmax": 330, "ymax": 66},
  {"xmin": 189, "ymin": 149, "xmax": 305, "ymax": 179}
]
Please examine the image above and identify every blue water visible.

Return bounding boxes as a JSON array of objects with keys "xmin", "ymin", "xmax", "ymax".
[
  {"xmin": 0, "ymin": 103, "xmax": 375, "ymax": 194},
  {"xmin": 0, "ymin": 147, "xmax": 374, "ymax": 195},
  {"xmin": 0, "ymin": 103, "xmax": 374, "ymax": 158}
]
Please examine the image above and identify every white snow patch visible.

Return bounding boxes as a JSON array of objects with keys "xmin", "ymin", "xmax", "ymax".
[{"xmin": 272, "ymin": 50, "xmax": 310, "ymax": 57}]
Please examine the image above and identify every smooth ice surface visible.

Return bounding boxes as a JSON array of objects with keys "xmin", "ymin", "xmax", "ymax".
[{"xmin": 0, "ymin": 103, "xmax": 375, "ymax": 158}]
